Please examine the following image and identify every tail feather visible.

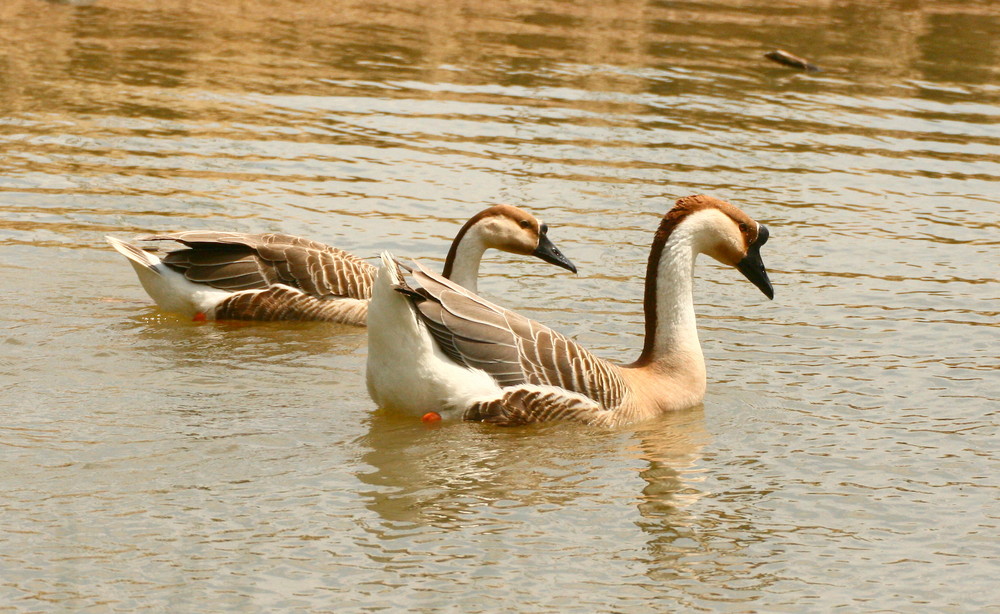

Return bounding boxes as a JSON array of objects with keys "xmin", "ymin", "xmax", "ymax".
[
  {"xmin": 379, "ymin": 251, "xmax": 420, "ymax": 299},
  {"xmin": 378, "ymin": 251, "xmax": 402, "ymax": 285},
  {"xmin": 105, "ymin": 236, "xmax": 162, "ymax": 274},
  {"xmin": 381, "ymin": 255, "xmax": 423, "ymax": 301},
  {"xmin": 108, "ymin": 235, "xmax": 232, "ymax": 317}
]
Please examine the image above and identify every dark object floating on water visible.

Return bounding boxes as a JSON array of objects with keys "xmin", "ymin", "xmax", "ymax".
[
  {"xmin": 38, "ymin": 0, "xmax": 100, "ymax": 5},
  {"xmin": 765, "ymin": 50, "xmax": 821, "ymax": 72}
]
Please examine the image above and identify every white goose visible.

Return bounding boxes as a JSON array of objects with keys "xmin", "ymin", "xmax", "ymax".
[
  {"xmin": 106, "ymin": 205, "xmax": 576, "ymax": 325},
  {"xmin": 366, "ymin": 195, "xmax": 773, "ymax": 426}
]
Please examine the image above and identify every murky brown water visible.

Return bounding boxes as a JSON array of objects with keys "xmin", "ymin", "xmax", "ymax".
[{"xmin": 2, "ymin": 0, "xmax": 998, "ymax": 610}]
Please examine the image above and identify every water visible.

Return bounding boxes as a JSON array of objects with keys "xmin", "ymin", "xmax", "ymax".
[{"xmin": 1, "ymin": 0, "xmax": 998, "ymax": 611}]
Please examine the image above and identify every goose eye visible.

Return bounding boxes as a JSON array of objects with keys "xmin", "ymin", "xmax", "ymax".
[
  {"xmin": 519, "ymin": 219, "xmax": 531, "ymax": 229},
  {"xmin": 738, "ymin": 222, "xmax": 748, "ymax": 232}
]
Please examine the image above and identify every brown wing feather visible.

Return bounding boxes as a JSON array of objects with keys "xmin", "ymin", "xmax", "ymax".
[
  {"xmin": 405, "ymin": 260, "xmax": 629, "ymax": 411},
  {"xmin": 162, "ymin": 249, "xmax": 265, "ymax": 291},
  {"xmin": 138, "ymin": 232, "xmax": 376, "ymax": 299}
]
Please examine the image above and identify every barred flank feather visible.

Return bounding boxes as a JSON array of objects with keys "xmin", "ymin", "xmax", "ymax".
[
  {"xmin": 465, "ymin": 386, "xmax": 613, "ymax": 426},
  {"xmin": 213, "ymin": 286, "xmax": 368, "ymax": 325}
]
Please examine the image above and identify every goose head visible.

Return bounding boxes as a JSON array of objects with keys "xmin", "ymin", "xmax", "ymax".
[
  {"xmin": 445, "ymin": 205, "xmax": 577, "ymax": 278},
  {"xmin": 662, "ymin": 195, "xmax": 774, "ymax": 299}
]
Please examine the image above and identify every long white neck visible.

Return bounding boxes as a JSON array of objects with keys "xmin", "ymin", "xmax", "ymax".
[
  {"xmin": 649, "ymin": 223, "xmax": 704, "ymax": 367},
  {"xmin": 444, "ymin": 225, "xmax": 487, "ymax": 293},
  {"xmin": 631, "ymin": 211, "xmax": 720, "ymax": 388}
]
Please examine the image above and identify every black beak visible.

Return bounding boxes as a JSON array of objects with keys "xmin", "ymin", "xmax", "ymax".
[
  {"xmin": 736, "ymin": 224, "xmax": 774, "ymax": 300},
  {"xmin": 533, "ymin": 225, "xmax": 577, "ymax": 274}
]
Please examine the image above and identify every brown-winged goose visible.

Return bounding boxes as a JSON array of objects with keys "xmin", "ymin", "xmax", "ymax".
[
  {"xmin": 365, "ymin": 195, "xmax": 773, "ymax": 426},
  {"xmin": 106, "ymin": 204, "xmax": 576, "ymax": 325}
]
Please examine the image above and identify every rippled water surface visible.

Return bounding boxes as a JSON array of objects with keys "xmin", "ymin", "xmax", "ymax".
[{"xmin": 2, "ymin": 0, "xmax": 998, "ymax": 611}]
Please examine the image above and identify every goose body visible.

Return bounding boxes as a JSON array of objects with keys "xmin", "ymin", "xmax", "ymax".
[
  {"xmin": 366, "ymin": 195, "xmax": 774, "ymax": 426},
  {"xmin": 107, "ymin": 205, "xmax": 575, "ymax": 324}
]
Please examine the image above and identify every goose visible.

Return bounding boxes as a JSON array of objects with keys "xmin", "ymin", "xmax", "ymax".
[
  {"xmin": 366, "ymin": 194, "xmax": 773, "ymax": 426},
  {"xmin": 106, "ymin": 205, "xmax": 576, "ymax": 325}
]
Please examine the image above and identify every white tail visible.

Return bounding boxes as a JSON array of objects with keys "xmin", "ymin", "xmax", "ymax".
[
  {"xmin": 379, "ymin": 251, "xmax": 403, "ymax": 286},
  {"xmin": 106, "ymin": 235, "xmax": 232, "ymax": 316},
  {"xmin": 105, "ymin": 236, "xmax": 162, "ymax": 273}
]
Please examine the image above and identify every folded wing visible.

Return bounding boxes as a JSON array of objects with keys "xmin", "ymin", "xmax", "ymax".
[
  {"xmin": 139, "ymin": 231, "xmax": 375, "ymax": 299},
  {"xmin": 404, "ymin": 260, "xmax": 628, "ymax": 411}
]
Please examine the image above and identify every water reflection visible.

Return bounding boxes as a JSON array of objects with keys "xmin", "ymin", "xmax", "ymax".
[
  {"xmin": 631, "ymin": 410, "xmax": 708, "ymax": 517},
  {"xmin": 127, "ymin": 310, "xmax": 366, "ymax": 362},
  {"xmin": 4, "ymin": 0, "xmax": 999, "ymax": 116},
  {"xmin": 356, "ymin": 407, "xmax": 709, "ymax": 531}
]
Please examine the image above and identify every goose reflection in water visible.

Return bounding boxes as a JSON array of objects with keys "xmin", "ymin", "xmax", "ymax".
[{"xmin": 354, "ymin": 407, "xmax": 709, "ymax": 534}]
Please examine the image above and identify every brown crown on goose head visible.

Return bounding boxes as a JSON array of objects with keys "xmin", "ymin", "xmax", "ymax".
[{"xmin": 442, "ymin": 205, "xmax": 576, "ymax": 285}]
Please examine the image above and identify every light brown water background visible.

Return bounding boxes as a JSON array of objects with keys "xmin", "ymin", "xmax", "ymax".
[{"xmin": 1, "ymin": 0, "xmax": 998, "ymax": 611}]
